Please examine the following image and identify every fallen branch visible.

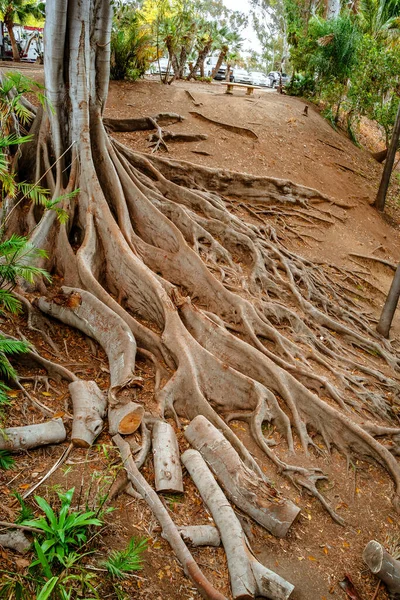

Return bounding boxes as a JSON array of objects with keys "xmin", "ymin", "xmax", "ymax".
[
  {"xmin": 185, "ymin": 415, "xmax": 300, "ymax": 537},
  {"xmin": 363, "ymin": 540, "xmax": 400, "ymax": 599},
  {"xmin": 22, "ymin": 443, "xmax": 74, "ymax": 498},
  {"xmin": 0, "ymin": 418, "xmax": 66, "ymax": 451},
  {"xmin": 0, "ymin": 521, "xmax": 42, "ymax": 534},
  {"xmin": 182, "ymin": 449, "xmax": 294, "ymax": 600},
  {"xmin": 152, "ymin": 421, "xmax": 183, "ymax": 493},
  {"xmin": 113, "ymin": 434, "xmax": 228, "ymax": 600},
  {"xmin": 189, "ymin": 111, "xmax": 258, "ymax": 139},
  {"xmin": 103, "ymin": 113, "xmax": 184, "ymax": 132}
]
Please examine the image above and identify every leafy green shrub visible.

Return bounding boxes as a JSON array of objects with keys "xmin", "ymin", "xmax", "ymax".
[
  {"xmin": 22, "ymin": 487, "xmax": 103, "ymax": 566},
  {"xmin": 285, "ymin": 73, "xmax": 316, "ymax": 97},
  {"xmin": 111, "ymin": 11, "xmax": 153, "ymax": 80}
]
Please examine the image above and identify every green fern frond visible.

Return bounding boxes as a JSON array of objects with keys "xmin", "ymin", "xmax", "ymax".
[
  {"xmin": 103, "ymin": 537, "xmax": 148, "ymax": 579},
  {"xmin": 0, "ymin": 289, "xmax": 22, "ymax": 314},
  {"xmin": 0, "ymin": 450, "xmax": 15, "ymax": 470}
]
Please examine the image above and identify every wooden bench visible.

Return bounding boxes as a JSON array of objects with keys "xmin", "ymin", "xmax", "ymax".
[{"xmin": 221, "ymin": 82, "xmax": 261, "ymax": 96}]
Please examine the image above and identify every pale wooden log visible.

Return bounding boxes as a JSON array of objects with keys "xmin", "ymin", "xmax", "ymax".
[
  {"xmin": 179, "ymin": 525, "xmax": 221, "ymax": 547},
  {"xmin": 152, "ymin": 421, "xmax": 183, "ymax": 493},
  {"xmin": 108, "ymin": 402, "xmax": 144, "ymax": 436},
  {"xmin": 363, "ymin": 540, "xmax": 400, "ymax": 598},
  {"xmin": 0, "ymin": 530, "xmax": 30, "ymax": 553},
  {"xmin": 185, "ymin": 415, "xmax": 300, "ymax": 537},
  {"xmin": 0, "ymin": 418, "xmax": 66, "ymax": 451},
  {"xmin": 182, "ymin": 449, "xmax": 294, "ymax": 600},
  {"xmin": 113, "ymin": 434, "xmax": 227, "ymax": 600},
  {"xmin": 69, "ymin": 380, "xmax": 107, "ymax": 447}
]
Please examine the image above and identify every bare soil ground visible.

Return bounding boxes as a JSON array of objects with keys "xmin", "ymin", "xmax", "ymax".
[{"xmin": 1, "ymin": 71, "xmax": 400, "ymax": 600}]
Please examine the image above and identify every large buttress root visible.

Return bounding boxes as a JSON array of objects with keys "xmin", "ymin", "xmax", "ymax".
[{"xmin": 7, "ymin": 0, "xmax": 400, "ymax": 596}]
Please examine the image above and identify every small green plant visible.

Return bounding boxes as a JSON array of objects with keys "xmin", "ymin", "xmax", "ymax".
[
  {"xmin": 22, "ymin": 487, "xmax": 103, "ymax": 566},
  {"xmin": 13, "ymin": 491, "xmax": 34, "ymax": 522},
  {"xmin": 0, "ymin": 449, "xmax": 14, "ymax": 470},
  {"xmin": 103, "ymin": 537, "xmax": 148, "ymax": 579}
]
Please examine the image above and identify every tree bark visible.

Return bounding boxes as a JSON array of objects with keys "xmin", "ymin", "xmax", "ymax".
[
  {"xmin": 152, "ymin": 420, "xmax": 183, "ymax": 493},
  {"xmin": 363, "ymin": 540, "xmax": 400, "ymax": 599},
  {"xmin": 187, "ymin": 40, "xmax": 212, "ymax": 80},
  {"xmin": 211, "ymin": 47, "xmax": 228, "ymax": 79},
  {"xmin": 0, "ymin": 419, "xmax": 66, "ymax": 451},
  {"xmin": 5, "ymin": 19, "xmax": 20, "ymax": 61},
  {"xmin": 376, "ymin": 263, "xmax": 400, "ymax": 338},
  {"xmin": 374, "ymin": 102, "xmax": 400, "ymax": 211},
  {"xmin": 69, "ymin": 380, "xmax": 107, "ymax": 447},
  {"xmin": 185, "ymin": 415, "xmax": 300, "ymax": 537},
  {"xmin": 182, "ymin": 449, "xmax": 295, "ymax": 600},
  {"xmin": 178, "ymin": 525, "xmax": 221, "ymax": 547}
]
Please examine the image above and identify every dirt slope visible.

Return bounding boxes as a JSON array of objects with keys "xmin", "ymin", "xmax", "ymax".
[{"xmin": 1, "ymin": 72, "xmax": 399, "ymax": 600}]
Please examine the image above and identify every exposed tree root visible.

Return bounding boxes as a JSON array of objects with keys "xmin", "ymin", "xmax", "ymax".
[
  {"xmin": 103, "ymin": 112, "xmax": 184, "ymax": 132},
  {"xmin": 189, "ymin": 111, "xmax": 258, "ymax": 139},
  {"xmin": 4, "ymin": 1, "xmax": 400, "ymax": 596}
]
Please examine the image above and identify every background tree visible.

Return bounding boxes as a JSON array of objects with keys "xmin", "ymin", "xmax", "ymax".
[{"xmin": 0, "ymin": 0, "xmax": 44, "ymax": 61}]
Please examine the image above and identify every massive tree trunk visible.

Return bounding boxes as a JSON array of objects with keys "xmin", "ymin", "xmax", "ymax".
[
  {"xmin": 187, "ymin": 39, "xmax": 212, "ymax": 79},
  {"xmin": 5, "ymin": 0, "xmax": 400, "ymax": 596}
]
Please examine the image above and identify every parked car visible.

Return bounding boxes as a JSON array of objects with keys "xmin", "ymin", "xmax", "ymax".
[
  {"xmin": 148, "ymin": 57, "xmax": 170, "ymax": 75},
  {"xmin": 267, "ymin": 71, "xmax": 290, "ymax": 88},
  {"xmin": 249, "ymin": 71, "xmax": 269, "ymax": 87},
  {"xmin": 232, "ymin": 68, "xmax": 252, "ymax": 85}
]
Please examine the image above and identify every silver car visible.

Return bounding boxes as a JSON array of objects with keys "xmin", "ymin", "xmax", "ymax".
[{"xmin": 232, "ymin": 68, "xmax": 252, "ymax": 85}]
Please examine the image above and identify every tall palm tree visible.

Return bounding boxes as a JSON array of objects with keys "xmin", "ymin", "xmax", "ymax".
[
  {"xmin": 211, "ymin": 28, "xmax": 243, "ymax": 79},
  {"xmin": 359, "ymin": 0, "xmax": 400, "ymax": 38},
  {"xmin": 0, "ymin": 0, "xmax": 44, "ymax": 61}
]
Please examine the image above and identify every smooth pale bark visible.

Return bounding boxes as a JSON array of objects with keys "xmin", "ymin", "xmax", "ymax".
[
  {"xmin": 152, "ymin": 421, "xmax": 183, "ymax": 493},
  {"xmin": 182, "ymin": 449, "xmax": 294, "ymax": 600},
  {"xmin": 326, "ymin": 0, "xmax": 341, "ymax": 19},
  {"xmin": 113, "ymin": 434, "xmax": 228, "ymax": 600},
  {"xmin": 363, "ymin": 540, "xmax": 400, "ymax": 598},
  {"xmin": 0, "ymin": 530, "xmax": 30, "ymax": 553},
  {"xmin": 185, "ymin": 415, "xmax": 300, "ymax": 537},
  {"xmin": 0, "ymin": 419, "xmax": 66, "ymax": 451},
  {"xmin": 69, "ymin": 380, "xmax": 107, "ymax": 447},
  {"xmin": 179, "ymin": 525, "xmax": 221, "ymax": 547}
]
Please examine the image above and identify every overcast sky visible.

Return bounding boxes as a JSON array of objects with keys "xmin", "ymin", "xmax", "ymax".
[{"xmin": 223, "ymin": 0, "xmax": 263, "ymax": 53}]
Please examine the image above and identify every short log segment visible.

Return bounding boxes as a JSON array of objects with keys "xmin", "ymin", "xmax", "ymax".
[
  {"xmin": 0, "ymin": 530, "xmax": 31, "ymax": 553},
  {"xmin": 69, "ymin": 380, "xmax": 107, "ymax": 447},
  {"xmin": 185, "ymin": 415, "xmax": 300, "ymax": 537},
  {"xmin": 182, "ymin": 449, "xmax": 294, "ymax": 600},
  {"xmin": 113, "ymin": 434, "xmax": 227, "ymax": 600},
  {"xmin": 152, "ymin": 421, "xmax": 183, "ymax": 493},
  {"xmin": 363, "ymin": 540, "xmax": 400, "ymax": 599},
  {"xmin": 179, "ymin": 525, "xmax": 221, "ymax": 547},
  {"xmin": 0, "ymin": 418, "xmax": 66, "ymax": 451}
]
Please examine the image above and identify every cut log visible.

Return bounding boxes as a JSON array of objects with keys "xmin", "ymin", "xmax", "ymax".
[
  {"xmin": 69, "ymin": 380, "xmax": 107, "ymax": 447},
  {"xmin": 152, "ymin": 421, "xmax": 183, "ymax": 493},
  {"xmin": 179, "ymin": 525, "xmax": 221, "ymax": 547},
  {"xmin": 182, "ymin": 449, "xmax": 294, "ymax": 600},
  {"xmin": 108, "ymin": 402, "xmax": 144, "ymax": 436},
  {"xmin": 184, "ymin": 415, "xmax": 300, "ymax": 537},
  {"xmin": 103, "ymin": 112, "xmax": 184, "ymax": 132},
  {"xmin": 0, "ymin": 530, "xmax": 30, "ymax": 553},
  {"xmin": 0, "ymin": 418, "xmax": 66, "ymax": 451},
  {"xmin": 113, "ymin": 434, "xmax": 228, "ymax": 600},
  {"xmin": 372, "ymin": 148, "xmax": 388, "ymax": 163},
  {"xmin": 363, "ymin": 540, "xmax": 400, "ymax": 599}
]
